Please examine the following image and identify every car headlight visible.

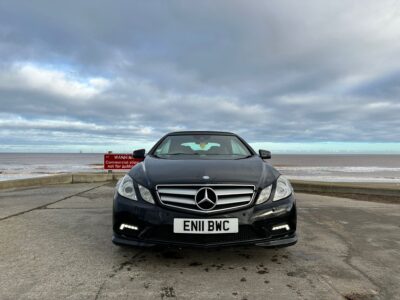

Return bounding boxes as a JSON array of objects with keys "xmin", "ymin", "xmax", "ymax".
[
  {"xmin": 273, "ymin": 176, "xmax": 293, "ymax": 201},
  {"xmin": 117, "ymin": 175, "xmax": 137, "ymax": 201},
  {"xmin": 256, "ymin": 185, "xmax": 272, "ymax": 205},
  {"xmin": 138, "ymin": 184, "xmax": 155, "ymax": 204}
]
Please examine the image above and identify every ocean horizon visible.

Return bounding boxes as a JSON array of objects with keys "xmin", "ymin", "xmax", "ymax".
[{"xmin": 1, "ymin": 153, "xmax": 400, "ymax": 183}]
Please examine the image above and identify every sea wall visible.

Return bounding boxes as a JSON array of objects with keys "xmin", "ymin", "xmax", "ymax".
[{"xmin": 0, "ymin": 173, "xmax": 399, "ymax": 202}]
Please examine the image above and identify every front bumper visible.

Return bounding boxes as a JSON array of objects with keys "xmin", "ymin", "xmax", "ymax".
[{"xmin": 112, "ymin": 193, "xmax": 297, "ymax": 248}]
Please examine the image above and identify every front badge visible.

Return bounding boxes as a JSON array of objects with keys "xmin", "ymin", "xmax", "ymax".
[{"xmin": 195, "ymin": 187, "xmax": 218, "ymax": 210}]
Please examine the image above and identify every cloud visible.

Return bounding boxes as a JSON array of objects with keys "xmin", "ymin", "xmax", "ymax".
[
  {"xmin": 0, "ymin": 0, "xmax": 400, "ymax": 152},
  {"xmin": 0, "ymin": 63, "xmax": 111, "ymax": 99}
]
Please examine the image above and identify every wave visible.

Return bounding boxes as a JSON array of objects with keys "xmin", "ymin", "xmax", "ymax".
[
  {"xmin": 2, "ymin": 163, "xmax": 400, "ymax": 183},
  {"xmin": 0, "ymin": 164, "xmax": 101, "ymax": 181},
  {"xmin": 285, "ymin": 175, "xmax": 400, "ymax": 183},
  {"xmin": 276, "ymin": 166, "xmax": 400, "ymax": 182},
  {"xmin": 276, "ymin": 166, "xmax": 400, "ymax": 173}
]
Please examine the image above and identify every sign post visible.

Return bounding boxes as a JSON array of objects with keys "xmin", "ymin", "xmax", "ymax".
[{"xmin": 107, "ymin": 151, "xmax": 113, "ymax": 174}]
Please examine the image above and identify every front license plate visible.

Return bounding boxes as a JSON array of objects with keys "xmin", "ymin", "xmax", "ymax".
[{"xmin": 173, "ymin": 218, "xmax": 238, "ymax": 234}]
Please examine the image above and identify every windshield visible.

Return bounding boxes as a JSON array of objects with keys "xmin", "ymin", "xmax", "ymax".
[{"xmin": 152, "ymin": 134, "xmax": 252, "ymax": 159}]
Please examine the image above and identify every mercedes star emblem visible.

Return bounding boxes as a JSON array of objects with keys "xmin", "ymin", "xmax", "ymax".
[{"xmin": 195, "ymin": 187, "xmax": 218, "ymax": 210}]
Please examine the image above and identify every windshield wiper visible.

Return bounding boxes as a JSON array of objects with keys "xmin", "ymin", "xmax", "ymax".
[{"xmin": 236, "ymin": 154, "xmax": 253, "ymax": 159}]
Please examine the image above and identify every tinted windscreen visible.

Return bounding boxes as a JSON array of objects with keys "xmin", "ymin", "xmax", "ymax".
[{"xmin": 153, "ymin": 134, "xmax": 252, "ymax": 159}]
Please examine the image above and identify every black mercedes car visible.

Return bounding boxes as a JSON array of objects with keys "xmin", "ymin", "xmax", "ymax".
[{"xmin": 112, "ymin": 131, "xmax": 297, "ymax": 248}]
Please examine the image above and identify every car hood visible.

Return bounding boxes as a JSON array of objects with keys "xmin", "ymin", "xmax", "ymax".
[{"xmin": 128, "ymin": 155, "xmax": 280, "ymax": 190}]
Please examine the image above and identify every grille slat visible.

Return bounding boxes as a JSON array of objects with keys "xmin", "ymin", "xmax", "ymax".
[
  {"xmin": 217, "ymin": 195, "xmax": 252, "ymax": 204},
  {"xmin": 162, "ymin": 196, "xmax": 197, "ymax": 205},
  {"xmin": 157, "ymin": 188, "xmax": 198, "ymax": 196},
  {"xmin": 157, "ymin": 184, "xmax": 255, "ymax": 213},
  {"xmin": 216, "ymin": 188, "xmax": 254, "ymax": 196}
]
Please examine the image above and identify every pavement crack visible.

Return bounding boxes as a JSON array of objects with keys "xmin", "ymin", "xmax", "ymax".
[
  {"xmin": 114, "ymin": 250, "xmax": 145, "ymax": 273},
  {"xmin": 0, "ymin": 183, "xmax": 108, "ymax": 221},
  {"xmin": 94, "ymin": 279, "xmax": 106, "ymax": 300},
  {"xmin": 93, "ymin": 250, "xmax": 145, "ymax": 300},
  {"xmin": 305, "ymin": 211, "xmax": 385, "ymax": 299},
  {"xmin": 316, "ymin": 274, "xmax": 348, "ymax": 299},
  {"xmin": 286, "ymin": 247, "xmax": 345, "ymax": 299}
]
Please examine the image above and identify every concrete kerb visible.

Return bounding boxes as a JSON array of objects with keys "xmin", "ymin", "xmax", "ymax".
[
  {"xmin": 291, "ymin": 180, "xmax": 400, "ymax": 198},
  {"xmin": 0, "ymin": 172, "xmax": 126, "ymax": 190},
  {"xmin": 0, "ymin": 173, "xmax": 399, "ymax": 202},
  {"xmin": 0, "ymin": 174, "xmax": 73, "ymax": 190}
]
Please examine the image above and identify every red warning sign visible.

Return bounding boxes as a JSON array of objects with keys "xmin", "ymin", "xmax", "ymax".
[{"xmin": 104, "ymin": 154, "xmax": 142, "ymax": 170}]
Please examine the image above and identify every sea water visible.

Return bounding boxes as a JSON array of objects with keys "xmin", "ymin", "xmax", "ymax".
[{"xmin": 1, "ymin": 153, "xmax": 400, "ymax": 183}]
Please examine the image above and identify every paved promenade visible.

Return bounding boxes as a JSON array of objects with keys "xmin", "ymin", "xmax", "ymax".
[{"xmin": 0, "ymin": 183, "xmax": 399, "ymax": 299}]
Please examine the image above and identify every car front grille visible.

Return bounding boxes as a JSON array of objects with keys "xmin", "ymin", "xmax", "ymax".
[{"xmin": 156, "ymin": 184, "xmax": 256, "ymax": 213}]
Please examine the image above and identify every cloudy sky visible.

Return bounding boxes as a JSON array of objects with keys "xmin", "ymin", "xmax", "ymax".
[{"xmin": 0, "ymin": 0, "xmax": 400, "ymax": 153}]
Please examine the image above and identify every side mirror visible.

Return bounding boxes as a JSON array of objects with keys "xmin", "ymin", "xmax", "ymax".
[
  {"xmin": 259, "ymin": 149, "xmax": 271, "ymax": 160},
  {"xmin": 133, "ymin": 149, "xmax": 146, "ymax": 159}
]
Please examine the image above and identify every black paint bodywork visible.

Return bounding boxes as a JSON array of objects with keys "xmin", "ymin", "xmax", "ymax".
[{"xmin": 113, "ymin": 131, "xmax": 297, "ymax": 248}]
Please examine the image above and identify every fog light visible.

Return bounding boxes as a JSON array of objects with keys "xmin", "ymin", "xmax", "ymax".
[
  {"xmin": 119, "ymin": 224, "xmax": 139, "ymax": 231},
  {"xmin": 252, "ymin": 204, "xmax": 291, "ymax": 221},
  {"xmin": 272, "ymin": 224, "xmax": 290, "ymax": 231}
]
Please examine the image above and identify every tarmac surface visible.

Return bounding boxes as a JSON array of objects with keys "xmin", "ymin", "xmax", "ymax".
[{"xmin": 0, "ymin": 183, "xmax": 399, "ymax": 300}]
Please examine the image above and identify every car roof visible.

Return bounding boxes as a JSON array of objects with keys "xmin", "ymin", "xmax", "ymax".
[{"xmin": 167, "ymin": 131, "xmax": 236, "ymax": 136}]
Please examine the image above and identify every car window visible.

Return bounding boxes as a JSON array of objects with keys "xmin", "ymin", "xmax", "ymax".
[
  {"xmin": 231, "ymin": 140, "xmax": 249, "ymax": 155},
  {"xmin": 155, "ymin": 138, "xmax": 171, "ymax": 155},
  {"xmin": 152, "ymin": 134, "xmax": 252, "ymax": 159}
]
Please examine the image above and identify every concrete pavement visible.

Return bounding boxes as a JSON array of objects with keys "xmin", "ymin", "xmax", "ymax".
[{"xmin": 0, "ymin": 184, "xmax": 399, "ymax": 299}]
